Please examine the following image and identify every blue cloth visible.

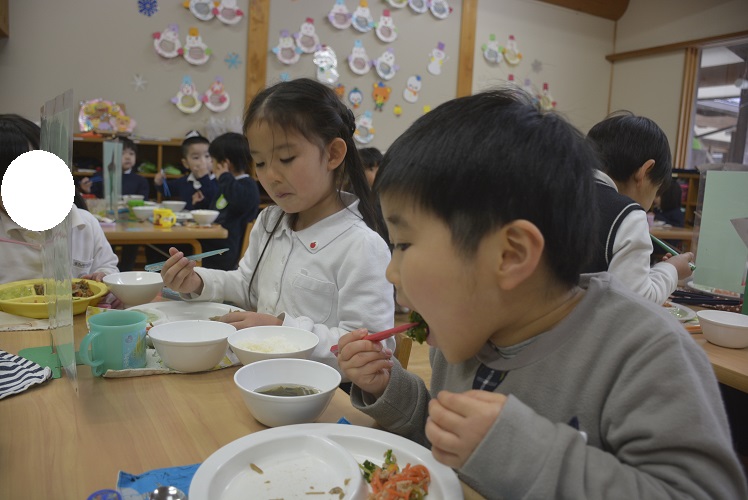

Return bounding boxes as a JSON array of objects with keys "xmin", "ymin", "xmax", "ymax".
[{"xmin": 117, "ymin": 464, "xmax": 200, "ymax": 497}]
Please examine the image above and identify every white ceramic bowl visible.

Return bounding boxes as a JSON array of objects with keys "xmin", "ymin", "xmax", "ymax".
[
  {"xmin": 149, "ymin": 320, "xmax": 236, "ymax": 372},
  {"xmin": 191, "ymin": 209, "xmax": 220, "ymax": 226},
  {"xmin": 234, "ymin": 358, "xmax": 341, "ymax": 427},
  {"xmin": 122, "ymin": 194, "xmax": 145, "ymax": 202},
  {"xmin": 132, "ymin": 205, "xmax": 155, "ymax": 221},
  {"xmin": 103, "ymin": 271, "xmax": 163, "ymax": 307},
  {"xmin": 228, "ymin": 326, "xmax": 320, "ymax": 365},
  {"xmin": 161, "ymin": 200, "xmax": 187, "ymax": 212},
  {"xmin": 697, "ymin": 310, "xmax": 748, "ymax": 349}
]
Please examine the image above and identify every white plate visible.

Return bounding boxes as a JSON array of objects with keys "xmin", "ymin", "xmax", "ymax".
[
  {"xmin": 127, "ymin": 301, "xmax": 244, "ymax": 326},
  {"xmin": 663, "ymin": 302, "xmax": 696, "ymax": 322},
  {"xmin": 190, "ymin": 423, "xmax": 463, "ymax": 500},
  {"xmin": 686, "ymin": 281, "xmax": 742, "ymax": 299}
]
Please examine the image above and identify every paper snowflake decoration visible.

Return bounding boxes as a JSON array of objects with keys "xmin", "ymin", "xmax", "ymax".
[
  {"xmin": 138, "ymin": 0, "xmax": 158, "ymax": 16},
  {"xmin": 531, "ymin": 59, "xmax": 543, "ymax": 73},
  {"xmin": 132, "ymin": 74, "xmax": 148, "ymax": 91},
  {"xmin": 224, "ymin": 52, "xmax": 242, "ymax": 69},
  {"xmin": 279, "ymin": 72, "xmax": 291, "ymax": 82}
]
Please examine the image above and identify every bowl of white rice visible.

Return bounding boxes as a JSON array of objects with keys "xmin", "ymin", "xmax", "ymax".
[{"xmin": 228, "ymin": 326, "xmax": 320, "ymax": 365}]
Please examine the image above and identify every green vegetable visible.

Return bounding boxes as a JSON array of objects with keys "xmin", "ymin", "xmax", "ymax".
[
  {"xmin": 138, "ymin": 162, "xmax": 157, "ymax": 174},
  {"xmin": 406, "ymin": 311, "xmax": 429, "ymax": 344},
  {"xmin": 359, "ymin": 460, "xmax": 377, "ymax": 483}
]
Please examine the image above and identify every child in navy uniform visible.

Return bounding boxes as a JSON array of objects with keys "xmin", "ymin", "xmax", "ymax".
[
  {"xmin": 155, "ymin": 132, "xmax": 217, "ymax": 210},
  {"xmin": 79, "ymin": 137, "xmax": 150, "ymax": 200}
]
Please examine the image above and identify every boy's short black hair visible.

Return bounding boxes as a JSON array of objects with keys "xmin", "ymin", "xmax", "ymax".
[
  {"xmin": 358, "ymin": 147, "xmax": 383, "ymax": 169},
  {"xmin": 586, "ymin": 111, "xmax": 672, "ymax": 188},
  {"xmin": 0, "ymin": 114, "xmax": 40, "ymax": 150},
  {"xmin": 120, "ymin": 137, "xmax": 137, "ymax": 154},
  {"xmin": 375, "ymin": 87, "xmax": 599, "ymax": 287},
  {"xmin": 209, "ymin": 132, "xmax": 251, "ymax": 174},
  {"xmin": 181, "ymin": 134, "xmax": 210, "ymax": 158}
]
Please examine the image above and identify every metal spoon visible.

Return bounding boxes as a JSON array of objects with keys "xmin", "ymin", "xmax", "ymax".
[{"xmin": 148, "ymin": 486, "xmax": 187, "ymax": 500}]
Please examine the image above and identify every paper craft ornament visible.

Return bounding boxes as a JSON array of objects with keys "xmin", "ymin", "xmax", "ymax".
[
  {"xmin": 482, "ymin": 34, "xmax": 503, "ymax": 65},
  {"xmin": 213, "ymin": 0, "xmax": 244, "ymax": 25},
  {"xmin": 183, "ymin": 0, "xmax": 214, "ymax": 21},
  {"xmin": 183, "ymin": 27, "xmax": 212, "ymax": 65},
  {"xmin": 408, "ymin": 0, "xmax": 428, "ymax": 14},
  {"xmin": 375, "ymin": 9, "xmax": 398, "ymax": 43},
  {"xmin": 334, "ymin": 83, "xmax": 346, "ymax": 99},
  {"xmin": 429, "ymin": 0, "xmax": 452, "ymax": 19},
  {"xmin": 403, "ymin": 75, "xmax": 422, "ymax": 103},
  {"xmin": 202, "ymin": 77, "xmax": 230, "ymax": 112},
  {"xmin": 295, "ymin": 18, "xmax": 321, "ymax": 54},
  {"xmin": 372, "ymin": 81, "xmax": 392, "ymax": 112},
  {"xmin": 373, "ymin": 48, "xmax": 399, "ymax": 81},
  {"xmin": 348, "ymin": 40, "xmax": 371, "ymax": 76},
  {"xmin": 351, "ymin": 0, "xmax": 375, "ymax": 33},
  {"xmin": 354, "ymin": 111, "xmax": 375, "ymax": 144},
  {"xmin": 171, "ymin": 76, "xmax": 203, "ymax": 114},
  {"xmin": 314, "ymin": 45, "xmax": 340, "ymax": 85},
  {"xmin": 273, "ymin": 29, "xmax": 302, "ymax": 65},
  {"xmin": 79, "ymin": 99, "xmax": 136, "ymax": 134},
  {"xmin": 428, "ymin": 42, "xmax": 447, "ymax": 76},
  {"xmin": 153, "ymin": 24, "xmax": 183, "ymax": 59},
  {"xmin": 539, "ymin": 83, "xmax": 556, "ymax": 111},
  {"xmin": 393, "ymin": 104, "xmax": 403, "ymax": 117},
  {"xmin": 422, "ymin": 105, "xmax": 431, "ymax": 114},
  {"xmin": 348, "ymin": 87, "xmax": 364, "ymax": 109},
  {"xmin": 502, "ymin": 35, "xmax": 522, "ymax": 66},
  {"xmin": 387, "ymin": 0, "xmax": 408, "ymax": 8},
  {"xmin": 328, "ymin": 0, "xmax": 352, "ymax": 30}
]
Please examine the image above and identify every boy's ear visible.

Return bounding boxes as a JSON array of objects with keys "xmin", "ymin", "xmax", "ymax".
[
  {"xmin": 181, "ymin": 157, "xmax": 190, "ymax": 170},
  {"xmin": 490, "ymin": 220, "xmax": 545, "ymax": 291},
  {"xmin": 634, "ymin": 159, "xmax": 656, "ymax": 185},
  {"xmin": 326, "ymin": 137, "xmax": 347, "ymax": 171}
]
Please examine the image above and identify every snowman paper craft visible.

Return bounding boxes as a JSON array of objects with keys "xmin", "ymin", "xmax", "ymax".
[
  {"xmin": 273, "ymin": 30, "xmax": 302, "ymax": 65},
  {"xmin": 373, "ymin": 48, "xmax": 399, "ymax": 81},
  {"xmin": 328, "ymin": 0, "xmax": 352, "ymax": 30},
  {"xmin": 348, "ymin": 87, "xmax": 364, "ymax": 109},
  {"xmin": 482, "ymin": 34, "xmax": 503, "ymax": 65},
  {"xmin": 348, "ymin": 40, "xmax": 371, "ymax": 76},
  {"xmin": 503, "ymin": 35, "xmax": 522, "ymax": 66},
  {"xmin": 539, "ymin": 83, "xmax": 556, "ymax": 110},
  {"xmin": 372, "ymin": 81, "xmax": 392, "ymax": 112},
  {"xmin": 171, "ymin": 76, "xmax": 202, "ymax": 114},
  {"xmin": 387, "ymin": 0, "xmax": 408, "ymax": 8},
  {"xmin": 428, "ymin": 42, "xmax": 447, "ymax": 76},
  {"xmin": 153, "ymin": 24, "xmax": 182, "ymax": 59},
  {"xmin": 213, "ymin": 0, "xmax": 244, "ymax": 25},
  {"xmin": 429, "ymin": 0, "xmax": 452, "ymax": 19},
  {"xmin": 351, "ymin": 0, "xmax": 375, "ymax": 33},
  {"xmin": 314, "ymin": 45, "xmax": 340, "ymax": 85},
  {"xmin": 202, "ymin": 77, "xmax": 230, "ymax": 113},
  {"xmin": 295, "ymin": 18, "xmax": 321, "ymax": 54},
  {"xmin": 408, "ymin": 0, "xmax": 428, "ymax": 14},
  {"xmin": 375, "ymin": 9, "xmax": 397, "ymax": 43},
  {"xmin": 183, "ymin": 0, "xmax": 214, "ymax": 21},
  {"xmin": 183, "ymin": 27, "xmax": 212, "ymax": 65},
  {"xmin": 354, "ymin": 111, "xmax": 375, "ymax": 144},
  {"xmin": 403, "ymin": 75, "xmax": 422, "ymax": 103}
]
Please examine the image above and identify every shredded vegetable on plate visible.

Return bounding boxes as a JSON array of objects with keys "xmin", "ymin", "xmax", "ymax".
[{"xmin": 360, "ymin": 449, "xmax": 430, "ymax": 499}]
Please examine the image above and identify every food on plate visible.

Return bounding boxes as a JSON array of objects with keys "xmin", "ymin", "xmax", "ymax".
[
  {"xmin": 405, "ymin": 311, "xmax": 429, "ymax": 344},
  {"xmin": 240, "ymin": 336, "xmax": 301, "ymax": 353},
  {"xmin": 33, "ymin": 283, "xmax": 45, "ymax": 295},
  {"xmin": 255, "ymin": 383, "xmax": 321, "ymax": 397},
  {"xmin": 249, "ymin": 463, "xmax": 263, "ymax": 474},
  {"xmin": 360, "ymin": 449, "xmax": 430, "ymax": 499},
  {"xmin": 31, "ymin": 280, "xmax": 94, "ymax": 298}
]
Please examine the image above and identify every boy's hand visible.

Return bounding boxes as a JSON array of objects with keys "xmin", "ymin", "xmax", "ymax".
[
  {"xmin": 662, "ymin": 251, "xmax": 695, "ymax": 280},
  {"xmin": 79, "ymin": 177, "xmax": 92, "ymax": 194},
  {"xmin": 217, "ymin": 311, "xmax": 282, "ymax": 329},
  {"xmin": 160, "ymin": 247, "xmax": 204, "ymax": 294},
  {"xmin": 213, "ymin": 161, "xmax": 229, "ymax": 178},
  {"xmin": 192, "ymin": 190, "xmax": 205, "ymax": 207},
  {"xmin": 426, "ymin": 390, "xmax": 507, "ymax": 469},
  {"xmin": 154, "ymin": 170, "xmax": 164, "ymax": 186},
  {"xmin": 337, "ymin": 329, "xmax": 394, "ymax": 398}
]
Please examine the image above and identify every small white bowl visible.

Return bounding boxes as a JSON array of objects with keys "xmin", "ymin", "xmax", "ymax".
[
  {"xmin": 132, "ymin": 205, "xmax": 155, "ymax": 221},
  {"xmin": 149, "ymin": 320, "xmax": 236, "ymax": 372},
  {"xmin": 191, "ymin": 209, "xmax": 220, "ymax": 226},
  {"xmin": 234, "ymin": 358, "xmax": 341, "ymax": 427},
  {"xmin": 697, "ymin": 310, "xmax": 748, "ymax": 349},
  {"xmin": 228, "ymin": 326, "xmax": 319, "ymax": 365},
  {"xmin": 162, "ymin": 200, "xmax": 187, "ymax": 212},
  {"xmin": 103, "ymin": 271, "xmax": 163, "ymax": 307}
]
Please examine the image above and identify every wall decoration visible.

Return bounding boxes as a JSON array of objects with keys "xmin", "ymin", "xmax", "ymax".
[
  {"xmin": 328, "ymin": 0, "xmax": 352, "ymax": 30},
  {"xmin": 354, "ymin": 111, "xmax": 375, "ymax": 144},
  {"xmin": 427, "ymin": 42, "xmax": 447, "ymax": 76},
  {"xmin": 393, "ymin": 104, "xmax": 403, "ymax": 117},
  {"xmin": 348, "ymin": 87, "xmax": 364, "ymax": 108},
  {"xmin": 422, "ymin": 105, "xmax": 431, "ymax": 114},
  {"xmin": 202, "ymin": 77, "xmax": 231, "ymax": 112},
  {"xmin": 351, "ymin": 0, "xmax": 375, "ymax": 33},
  {"xmin": 403, "ymin": 74, "xmax": 422, "ymax": 103},
  {"xmin": 314, "ymin": 45, "xmax": 340, "ymax": 85},
  {"xmin": 273, "ymin": 29, "xmax": 302, "ymax": 65},
  {"xmin": 502, "ymin": 35, "xmax": 522, "ymax": 66},
  {"xmin": 373, "ymin": 48, "xmax": 398, "ymax": 81},
  {"xmin": 152, "ymin": 24, "xmax": 182, "ymax": 59},
  {"xmin": 183, "ymin": 0, "xmax": 214, "ymax": 22},
  {"xmin": 279, "ymin": 72, "xmax": 291, "ymax": 82},
  {"xmin": 132, "ymin": 74, "xmax": 148, "ymax": 92},
  {"xmin": 171, "ymin": 76, "xmax": 203, "ymax": 114},
  {"xmin": 213, "ymin": 0, "xmax": 244, "ymax": 25},
  {"xmin": 387, "ymin": 0, "xmax": 408, "ymax": 8},
  {"xmin": 79, "ymin": 99, "xmax": 137, "ymax": 134},
  {"xmin": 334, "ymin": 83, "xmax": 346, "ymax": 98},
  {"xmin": 531, "ymin": 59, "xmax": 543, "ymax": 73},
  {"xmin": 538, "ymin": 82, "xmax": 556, "ymax": 110},
  {"xmin": 138, "ymin": 0, "xmax": 158, "ymax": 17},
  {"xmin": 347, "ymin": 40, "xmax": 371, "ymax": 76},
  {"xmin": 375, "ymin": 9, "xmax": 397, "ymax": 43},
  {"xmin": 429, "ymin": 0, "xmax": 452, "ymax": 19},
  {"xmin": 481, "ymin": 34, "xmax": 502, "ymax": 65},
  {"xmin": 224, "ymin": 52, "xmax": 242, "ymax": 69},
  {"xmin": 522, "ymin": 78, "xmax": 539, "ymax": 105},
  {"xmin": 372, "ymin": 81, "xmax": 392, "ymax": 111},
  {"xmin": 408, "ymin": 0, "xmax": 428, "ymax": 14},
  {"xmin": 183, "ymin": 27, "xmax": 212, "ymax": 65},
  {"xmin": 295, "ymin": 17, "xmax": 322, "ymax": 54}
]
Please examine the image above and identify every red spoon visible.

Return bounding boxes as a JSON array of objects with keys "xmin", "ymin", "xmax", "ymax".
[{"xmin": 330, "ymin": 322, "xmax": 419, "ymax": 355}]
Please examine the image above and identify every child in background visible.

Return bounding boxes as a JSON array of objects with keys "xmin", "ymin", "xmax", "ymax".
[
  {"xmin": 653, "ymin": 179, "xmax": 685, "ymax": 227},
  {"xmin": 200, "ymin": 132, "xmax": 260, "ymax": 270},
  {"xmin": 159, "ymin": 78, "xmax": 394, "ymax": 375},
  {"xmin": 358, "ymin": 147, "xmax": 383, "ymax": 188},
  {"xmin": 336, "ymin": 89, "xmax": 747, "ymax": 499},
  {"xmin": 582, "ymin": 111, "xmax": 693, "ymax": 304},
  {"xmin": 154, "ymin": 132, "xmax": 217, "ymax": 211},
  {"xmin": 79, "ymin": 137, "xmax": 150, "ymax": 200}
]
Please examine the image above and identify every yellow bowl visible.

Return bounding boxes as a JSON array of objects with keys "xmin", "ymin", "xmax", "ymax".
[{"xmin": 0, "ymin": 279, "xmax": 108, "ymax": 319}]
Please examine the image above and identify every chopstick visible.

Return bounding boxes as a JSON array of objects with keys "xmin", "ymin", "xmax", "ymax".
[
  {"xmin": 330, "ymin": 322, "xmax": 419, "ymax": 355},
  {"xmin": 650, "ymin": 234, "xmax": 696, "ymax": 271},
  {"xmin": 144, "ymin": 247, "xmax": 229, "ymax": 272},
  {"xmin": 161, "ymin": 167, "xmax": 171, "ymax": 198}
]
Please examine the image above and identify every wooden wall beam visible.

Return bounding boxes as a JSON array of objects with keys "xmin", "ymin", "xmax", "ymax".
[
  {"xmin": 606, "ymin": 30, "xmax": 748, "ymax": 62},
  {"xmin": 0, "ymin": 0, "xmax": 9, "ymax": 38},
  {"xmin": 456, "ymin": 0, "xmax": 477, "ymax": 97},
  {"xmin": 536, "ymin": 0, "xmax": 629, "ymax": 21},
  {"xmin": 245, "ymin": 0, "xmax": 269, "ymax": 112},
  {"xmin": 674, "ymin": 47, "xmax": 699, "ymax": 170}
]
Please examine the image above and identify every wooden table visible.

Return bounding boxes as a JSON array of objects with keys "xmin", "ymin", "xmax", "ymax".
[
  {"xmin": 0, "ymin": 315, "xmax": 482, "ymax": 499},
  {"xmin": 102, "ymin": 221, "xmax": 228, "ymax": 255},
  {"xmin": 650, "ymin": 225, "xmax": 695, "ymax": 242},
  {"xmin": 690, "ymin": 333, "xmax": 748, "ymax": 394}
]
